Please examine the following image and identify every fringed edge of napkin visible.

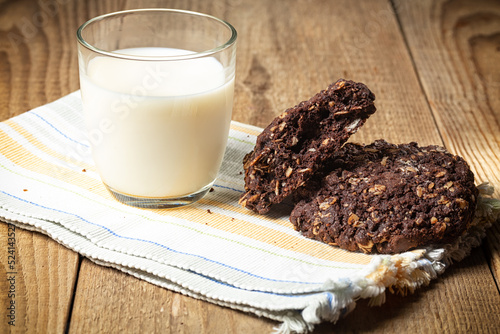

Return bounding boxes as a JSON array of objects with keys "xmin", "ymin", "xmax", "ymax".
[{"xmin": 274, "ymin": 182, "xmax": 500, "ymax": 334}]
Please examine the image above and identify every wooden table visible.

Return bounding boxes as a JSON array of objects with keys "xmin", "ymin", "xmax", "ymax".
[{"xmin": 1, "ymin": 0, "xmax": 499, "ymax": 332}]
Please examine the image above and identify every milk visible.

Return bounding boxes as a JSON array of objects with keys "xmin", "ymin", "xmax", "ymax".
[{"xmin": 79, "ymin": 47, "xmax": 234, "ymax": 197}]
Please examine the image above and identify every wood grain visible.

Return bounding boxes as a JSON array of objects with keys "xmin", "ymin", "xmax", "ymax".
[
  {"xmin": 0, "ymin": 224, "xmax": 79, "ymax": 333},
  {"xmin": 394, "ymin": 0, "xmax": 500, "ymax": 286},
  {"xmin": 0, "ymin": 0, "xmax": 499, "ymax": 333},
  {"xmin": 0, "ymin": 1, "xmax": 83, "ymax": 332},
  {"xmin": 329, "ymin": 246, "xmax": 500, "ymax": 333},
  {"xmin": 229, "ymin": 0, "xmax": 444, "ymax": 148},
  {"xmin": 68, "ymin": 259, "xmax": 276, "ymax": 333}
]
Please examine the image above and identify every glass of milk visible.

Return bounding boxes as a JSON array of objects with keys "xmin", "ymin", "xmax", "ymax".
[{"xmin": 77, "ymin": 9, "xmax": 237, "ymax": 208}]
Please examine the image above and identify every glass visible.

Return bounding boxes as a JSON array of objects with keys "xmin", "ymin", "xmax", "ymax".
[{"xmin": 77, "ymin": 9, "xmax": 237, "ymax": 208}]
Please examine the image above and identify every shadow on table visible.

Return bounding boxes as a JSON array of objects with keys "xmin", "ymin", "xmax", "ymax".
[{"xmin": 313, "ymin": 245, "xmax": 488, "ymax": 333}]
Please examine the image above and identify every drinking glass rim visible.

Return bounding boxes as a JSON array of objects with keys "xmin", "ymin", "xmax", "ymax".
[{"xmin": 76, "ymin": 8, "xmax": 237, "ymax": 61}]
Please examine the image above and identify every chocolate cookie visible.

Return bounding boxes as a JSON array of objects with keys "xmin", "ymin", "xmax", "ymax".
[
  {"xmin": 239, "ymin": 79, "xmax": 376, "ymax": 214},
  {"xmin": 290, "ymin": 140, "xmax": 478, "ymax": 254}
]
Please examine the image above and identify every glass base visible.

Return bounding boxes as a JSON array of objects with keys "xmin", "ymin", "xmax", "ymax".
[{"xmin": 106, "ymin": 184, "xmax": 212, "ymax": 209}]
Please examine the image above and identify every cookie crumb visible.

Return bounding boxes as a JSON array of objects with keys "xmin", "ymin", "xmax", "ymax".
[
  {"xmin": 209, "ymin": 187, "xmax": 215, "ymax": 192},
  {"xmin": 207, "ymin": 209, "xmax": 212, "ymax": 214},
  {"xmin": 23, "ymin": 189, "xmax": 28, "ymax": 192},
  {"xmin": 82, "ymin": 169, "xmax": 87, "ymax": 172}
]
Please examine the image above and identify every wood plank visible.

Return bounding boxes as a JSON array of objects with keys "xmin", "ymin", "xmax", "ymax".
[
  {"xmin": 68, "ymin": 259, "xmax": 276, "ymax": 333},
  {"xmin": 228, "ymin": 0, "xmax": 444, "ymax": 148},
  {"xmin": 0, "ymin": 0, "xmax": 85, "ymax": 332},
  {"xmin": 0, "ymin": 223, "xmax": 79, "ymax": 333},
  {"xmin": 0, "ymin": 0, "xmax": 81, "ymax": 116},
  {"xmin": 326, "ymin": 246, "xmax": 500, "ymax": 333},
  {"xmin": 394, "ymin": 0, "xmax": 500, "ymax": 285}
]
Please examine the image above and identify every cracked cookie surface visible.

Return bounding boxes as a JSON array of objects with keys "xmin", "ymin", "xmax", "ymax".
[
  {"xmin": 239, "ymin": 79, "xmax": 376, "ymax": 214},
  {"xmin": 290, "ymin": 140, "xmax": 478, "ymax": 254}
]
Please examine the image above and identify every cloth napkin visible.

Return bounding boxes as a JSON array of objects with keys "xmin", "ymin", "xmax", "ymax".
[{"xmin": 1, "ymin": 92, "xmax": 499, "ymax": 333}]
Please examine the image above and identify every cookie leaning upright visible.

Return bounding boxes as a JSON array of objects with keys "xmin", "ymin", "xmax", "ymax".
[{"xmin": 239, "ymin": 79, "xmax": 376, "ymax": 214}]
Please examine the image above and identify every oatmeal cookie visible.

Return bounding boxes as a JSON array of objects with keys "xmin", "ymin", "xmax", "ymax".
[
  {"xmin": 239, "ymin": 79, "xmax": 376, "ymax": 214},
  {"xmin": 290, "ymin": 140, "xmax": 478, "ymax": 254}
]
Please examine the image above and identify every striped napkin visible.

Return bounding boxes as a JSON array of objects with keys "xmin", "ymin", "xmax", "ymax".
[{"xmin": 1, "ymin": 92, "xmax": 499, "ymax": 333}]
